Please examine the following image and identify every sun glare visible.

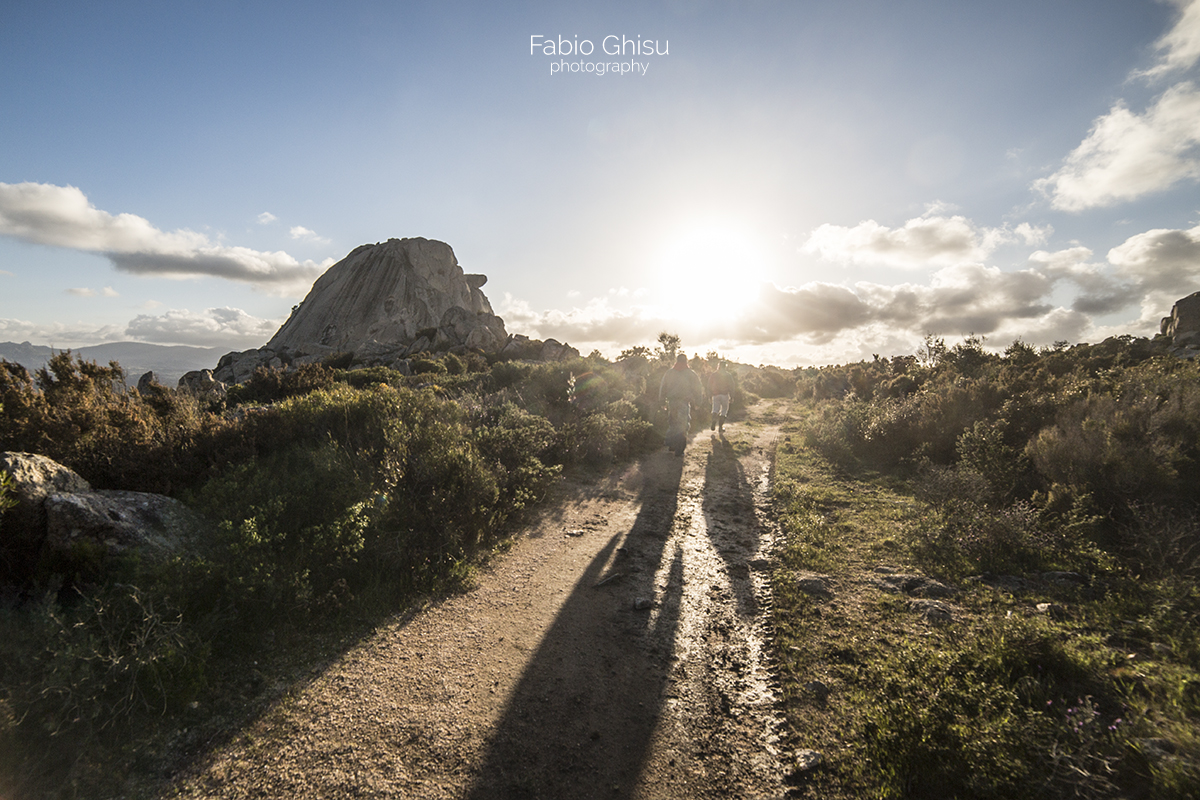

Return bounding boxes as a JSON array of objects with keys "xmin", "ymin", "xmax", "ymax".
[{"xmin": 654, "ymin": 225, "xmax": 765, "ymax": 321}]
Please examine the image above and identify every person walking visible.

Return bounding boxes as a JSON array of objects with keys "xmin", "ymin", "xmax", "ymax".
[
  {"xmin": 708, "ymin": 361, "xmax": 736, "ymax": 433},
  {"xmin": 659, "ymin": 353, "xmax": 704, "ymax": 456}
]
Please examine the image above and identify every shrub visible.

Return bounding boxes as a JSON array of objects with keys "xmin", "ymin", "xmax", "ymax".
[{"xmin": 225, "ymin": 363, "xmax": 337, "ymax": 405}]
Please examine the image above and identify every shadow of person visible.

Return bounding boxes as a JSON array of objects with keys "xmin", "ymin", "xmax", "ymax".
[
  {"xmin": 702, "ymin": 435, "xmax": 763, "ymax": 617},
  {"xmin": 466, "ymin": 450, "xmax": 686, "ymax": 799}
]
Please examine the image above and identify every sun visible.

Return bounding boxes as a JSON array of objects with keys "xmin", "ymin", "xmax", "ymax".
[{"xmin": 653, "ymin": 224, "xmax": 765, "ymax": 321}]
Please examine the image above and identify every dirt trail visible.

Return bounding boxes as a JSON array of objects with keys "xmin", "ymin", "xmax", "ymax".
[{"xmin": 168, "ymin": 406, "xmax": 787, "ymax": 799}]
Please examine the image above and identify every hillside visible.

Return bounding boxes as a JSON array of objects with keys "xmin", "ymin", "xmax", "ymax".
[{"xmin": 0, "ymin": 341, "xmax": 221, "ymax": 386}]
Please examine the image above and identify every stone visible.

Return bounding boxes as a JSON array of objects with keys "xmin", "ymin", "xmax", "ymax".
[
  {"xmin": 910, "ymin": 598, "xmax": 954, "ymax": 623},
  {"xmin": 876, "ymin": 573, "xmax": 956, "ymax": 598},
  {"xmin": 633, "ymin": 597, "xmax": 654, "ymax": 610},
  {"xmin": 178, "ymin": 369, "xmax": 227, "ymax": 400},
  {"xmin": 795, "ymin": 572, "xmax": 833, "ymax": 597},
  {"xmin": 794, "ymin": 749, "xmax": 824, "ymax": 771},
  {"xmin": 1040, "ymin": 571, "xmax": 1087, "ymax": 587},
  {"xmin": 44, "ymin": 490, "xmax": 208, "ymax": 562},
  {"xmin": 137, "ymin": 371, "xmax": 162, "ymax": 393},
  {"xmin": 540, "ymin": 338, "xmax": 580, "ymax": 362},
  {"xmin": 1035, "ymin": 602, "xmax": 1068, "ymax": 620},
  {"xmin": 803, "ymin": 681, "xmax": 830, "ymax": 702},
  {"xmin": 0, "ymin": 452, "xmax": 93, "ymax": 578}
]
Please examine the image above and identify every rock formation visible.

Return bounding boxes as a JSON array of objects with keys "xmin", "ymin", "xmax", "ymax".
[
  {"xmin": 0, "ymin": 451, "xmax": 209, "ymax": 584},
  {"xmin": 212, "ymin": 237, "xmax": 578, "ymax": 384},
  {"xmin": 1160, "ymin": 291, "xmax": 1200, "ymax": 359}
]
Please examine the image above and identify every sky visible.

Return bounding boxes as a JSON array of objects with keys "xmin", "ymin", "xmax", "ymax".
[{"xmin": 3, "ymin": 0, "xmax": 1200, "ymax": 366}]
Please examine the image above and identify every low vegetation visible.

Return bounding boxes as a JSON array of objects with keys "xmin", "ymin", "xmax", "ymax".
[
  {"xmin": 0, "ymin": 346, "xmax": 709, "ymax": 798},
  {"xmin": 774, "ymin": 334, "xmax": 1200, "ymax": 798}
]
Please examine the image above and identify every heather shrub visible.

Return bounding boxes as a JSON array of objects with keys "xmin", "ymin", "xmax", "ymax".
[
  {"xmin": 0, "ymin": 353, "xmax": 215, "ymax": 493},
  {"xmin": 225, "ymin": 363, "xmax": 337, "ymax": 405}
]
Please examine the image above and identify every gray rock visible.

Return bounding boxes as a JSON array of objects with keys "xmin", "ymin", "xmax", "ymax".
[
  {"xmin": 633, "ymin": 597, "xmax": 654, "ymax": 610},
  {"xmin": 136, "ymin": 371, "xmax": 162, "ymax": 393},
  {"xmin": 540, "ymin": 338, "xmax": 580, "ymax": 362},
  {"xmin": 794, "ymin": 749, "xmax": 824, "ymax": 771},
  {"xmin": 966, "ymin": 573, "xmax": 1038, "ymax": 593},
  {"xmin": 876, "ymin": 573, "xmax": 956, "ymax": 598},
  {"xmin": 795, "ymin": 572, "xmax": 833, "ymax": 597},
  {"xmin": 1040, "ymin": 571, "xmax": 1087, "ymax": 587},
  {"xmin": 1035, "ymin": 602, "xmax": 1068, "ymax": 620},
  {"xmin": 177, "ymin": 369, "xmax": 227, "ymax": 400},
  {"xmin": 45, "ymin": 490, "xmax": 208, "ymax": 561},
  {"xmin": 1161, "ymin": 291, "xmax": 1200, "ymax": 339},
  {"xmin": 1, "ymin": 453, "xmax": 93, "ymax": 573},
  {"xmin": 910, "ymin": 598, "xmax": 954, "ymax": 623}
]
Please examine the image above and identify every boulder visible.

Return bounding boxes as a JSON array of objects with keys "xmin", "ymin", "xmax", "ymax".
[
  {"xmin": 1161, "ymin": 291, "xmax": 1200, "ymax": 339},
  {"xmin": 1, "ymin": 453, "xmax": 93, "ymax": 577},
  {"xmin": 137, "ymin": 371, "xmax": 162, "ymax": 393},
  {"xmin": 44, "ymin": 490, "xmax": 207, "ymax": 562},
  {"xmin": 178, "ymin": 369, "xmax": 228, "ymax": 401},
  {"xmin": 1, "ymin": 452, "xmax": 209, "ymax": 584},
  {"xmin": 208, "ymin": 238, "xmax": 588, "ymax": 383},
  {"xmin": 265, "ymin": 237, "xmax": 503, "ymax": 356},
  {"xmin": 540, "ymin": 338, "xmax": 581, "ymax": 362}
]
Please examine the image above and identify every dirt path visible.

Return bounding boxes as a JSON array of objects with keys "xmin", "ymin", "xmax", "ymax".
[{"xmin": 167, "ymin": 405, "xmax": 787, "ymax": 799}]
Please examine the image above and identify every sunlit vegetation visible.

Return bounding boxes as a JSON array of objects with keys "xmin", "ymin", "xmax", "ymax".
[
  {"xmin": 0, "ymin": 348, "xmax": 682, "ymax": 798},
  {"xmin": 774, "ymin": 334, "xmax": 1200, "ymax": 799}
]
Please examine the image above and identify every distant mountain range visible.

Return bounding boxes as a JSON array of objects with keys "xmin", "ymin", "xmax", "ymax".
[{"xmin": 0, "ymin": 341, "xmax": 224, "ymax": 387}]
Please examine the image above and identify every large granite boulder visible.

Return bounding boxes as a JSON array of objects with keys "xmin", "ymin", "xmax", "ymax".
[
  {"xmin": 211, "ymin": 237, "xmax": 583, "ymax": 384},
  {"xmin": 267, "ymin": 237, "xmax": 501, "ymax": 354}
]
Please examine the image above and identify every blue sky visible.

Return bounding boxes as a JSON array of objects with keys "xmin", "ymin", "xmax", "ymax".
[{"xmin": 3, "ymin": 0, "xmax": 1199, "ymax": 365}]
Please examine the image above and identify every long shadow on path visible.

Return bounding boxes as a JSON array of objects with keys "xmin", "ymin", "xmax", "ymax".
[
  {"xmin": 466, "ymin": 451, "xmax": 685, "ymax": 799},
  {"xmin": 703, "ymin": 434, "xmax": 766, "ymax": 618}
]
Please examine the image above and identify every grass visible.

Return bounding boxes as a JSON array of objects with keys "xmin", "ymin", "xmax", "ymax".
[{"xmin": 770, "ymin": 402, "xmax": 1200, "ymax": 799}]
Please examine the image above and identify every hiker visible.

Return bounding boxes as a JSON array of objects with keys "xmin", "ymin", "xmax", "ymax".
[
  {"xmin": 659, "ymin": 353, "xmax": 704, "ymax": 456},
  {"xmin": 708, "ymin": 361, "xmax": 736, "ymax": 433}
]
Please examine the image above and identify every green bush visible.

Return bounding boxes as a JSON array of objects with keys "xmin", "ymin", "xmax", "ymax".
[{"xmin": 854, "ymin": 618, "xmax": 1127, "ymax": 800}]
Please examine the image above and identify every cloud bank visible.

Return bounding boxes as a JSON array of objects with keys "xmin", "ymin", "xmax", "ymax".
[
  {"xmin": 124, "ymin": 307, "xmax": 282, "ymax": 348},
  {"xmin": 507, "ymin": 211, "xmax": 1199, "ymax": 362},
  {"xmin": 0, "ymin": 182, "xmax": 331, "ymax": 294},
  {"xmin": 801, "ymin": 209, "xmax": 1010, "ymax": 269}
]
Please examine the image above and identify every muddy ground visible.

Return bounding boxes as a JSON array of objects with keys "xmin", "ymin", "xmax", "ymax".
[{"xmin": 167, "ymin": 407, "xmax": 788, "ymax": 799}]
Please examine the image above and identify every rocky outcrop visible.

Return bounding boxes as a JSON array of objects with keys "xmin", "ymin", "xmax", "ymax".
[
  {"xmin": 178, "ymin": 368, "xmax": 228, "ymax": 401},
  {"xmin": 1, "ymin": 452, "xmax": 93, "ymax": 578},
  {"xmin": 0, "ymin": 452, "xmax": 208, "ymax": 584},
  {"xmin": 212, "ymin": 237, "xmax": 580, "ymax": 383},
  {"xmin": 1160, "ymin": 292, "xmax": 1200, "ymax": 359},
  {"xmin": 269, "ymin": 238, "xmax": 498, "ymax": 353}
]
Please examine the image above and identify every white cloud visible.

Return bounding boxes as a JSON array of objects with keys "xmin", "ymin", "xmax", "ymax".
[
  {"xmin": 66, "ymin": 286, "xmax": 121, "ymax": 298},
  {"xmin": 1137, "ymin": 0, "xmax": 1200, "ymax": 80},
  {"xmin": 0, "ymin": 317, "xmax": 125, "ymax": 347},
  {"xmin": 1014, "ymin": 222, "xmax": 1053, "ymax": 246},
  {"xmin": 1107, "ymin": 223, "xmax": 1200, "ymax": 295},
  {"xmin": 289, "ymin": 225, "xmax": 331, "ymax": 244},
  {"xmin": 257, "ymin": 212, "xmax": 278, "ymax": 225},
  {"xmin": 124, "ymin": 307, "xmax": 282, "ymax": 348},
  {"xmin": 802, "ymin": 210, "xmax": 1011, "ymax": 269},
  {"xmin": 1035, "ymin": 82, "xmax": 1200, "ymax": 210},
  {"xmin": 0, "ymin": 182, "xmax": 332, "ymax": 295}
]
